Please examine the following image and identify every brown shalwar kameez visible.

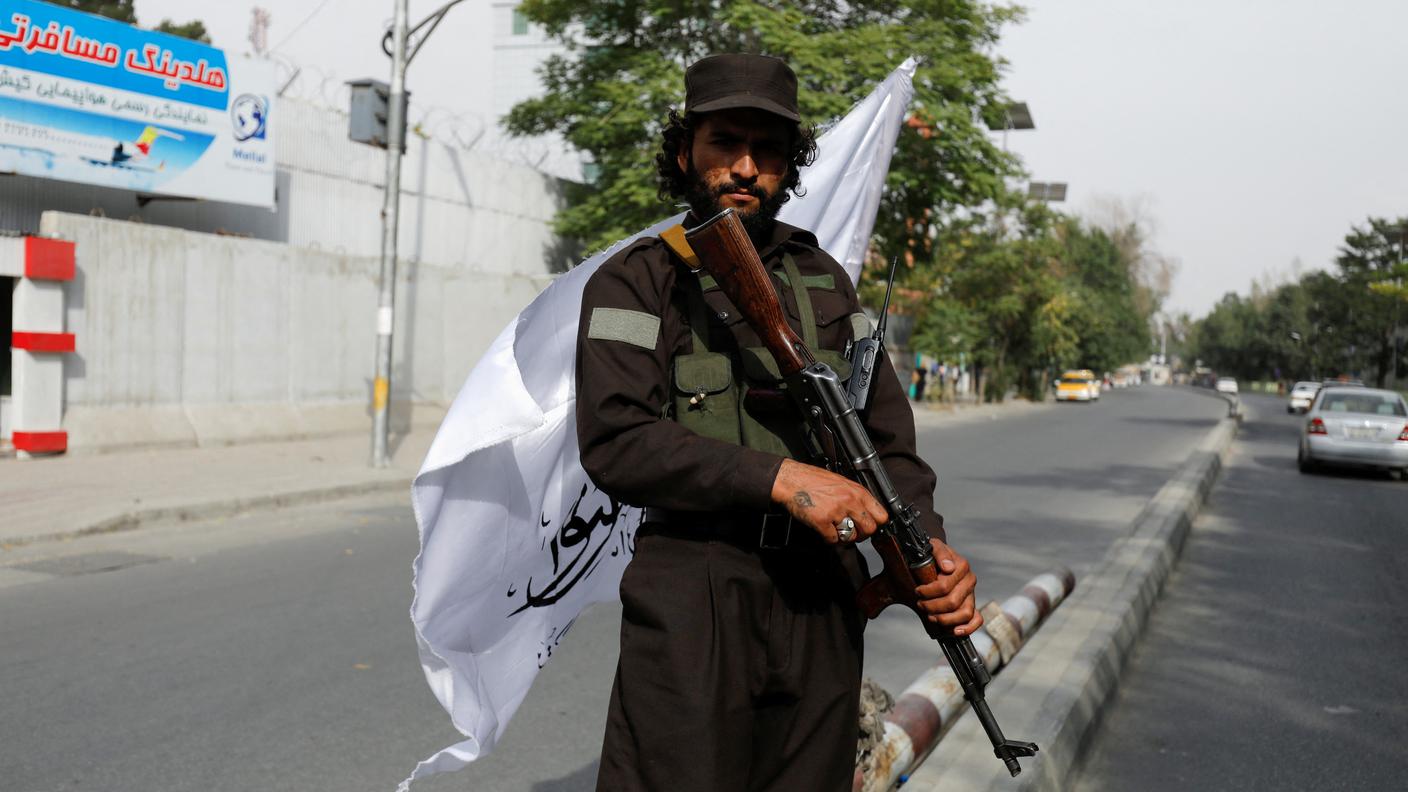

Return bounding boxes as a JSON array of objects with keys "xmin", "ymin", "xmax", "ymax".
[{"xmin": 575, "ymin": 218, "xmax": 945, "ymax": 792}]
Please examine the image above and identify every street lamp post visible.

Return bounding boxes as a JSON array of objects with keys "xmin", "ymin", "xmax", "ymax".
[
  {"xmin": 1386, "ymin": 224, "xmax": 1406, "ymax": 385},
  {"xmin": 370, "ymin": 0, "xmax": 409, "ymax": 468},
  {"xmin": 367, "ymin": 0, "xmax": 469, "ymax": 468},
  {"xmin": 985, "ymin": 102, "xmax": 1034, "ymax": 238}
]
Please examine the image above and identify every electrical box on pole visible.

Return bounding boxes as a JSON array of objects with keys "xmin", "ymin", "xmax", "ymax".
[{"xmin": 346, "ymin": 78, "xmax": 409, "ymax": 151}]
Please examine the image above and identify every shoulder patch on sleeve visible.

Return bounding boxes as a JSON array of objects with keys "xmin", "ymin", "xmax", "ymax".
[
  {"xmin": 588, "ymin": 307, "xmax": 661, "ymax": 350},
  {"xmin": 849, "ymin": 312, "xmax": 872, "ymax": 341}
]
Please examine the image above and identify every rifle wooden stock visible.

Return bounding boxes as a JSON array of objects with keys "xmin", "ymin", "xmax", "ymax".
[{"xmin": 684, "ymin": 209, "xmax": 812, "ymax": 376}]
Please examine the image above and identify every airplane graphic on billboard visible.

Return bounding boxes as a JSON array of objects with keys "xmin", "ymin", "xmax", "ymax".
[{"xmin": 1, "ymin": 117, "xmax": 185, "ymax": 173}]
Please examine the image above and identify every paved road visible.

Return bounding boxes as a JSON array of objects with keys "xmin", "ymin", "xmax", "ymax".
[
  {"xmin": 0, "ymin": 386, "xmax": 1225, "ymax": 792},
  {"xmin": 1074, "ymin": 393, "xmax": 1408, "ymax": 792}
]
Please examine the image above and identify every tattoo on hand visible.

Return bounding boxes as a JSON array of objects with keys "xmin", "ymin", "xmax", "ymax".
[{"xmin": 792, "ymin": 491, "xmax": 814, "ymax": 509}]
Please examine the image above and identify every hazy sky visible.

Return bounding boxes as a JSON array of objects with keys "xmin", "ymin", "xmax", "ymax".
[
  {"xmin": 999, "ymin": 0, "xmax": 1408, "ymax": 317},
  {"xmin": 134, "ymin": 1, "xmax": 1408, "ymax": 318}
]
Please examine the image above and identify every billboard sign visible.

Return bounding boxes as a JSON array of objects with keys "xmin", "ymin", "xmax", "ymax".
[{"xmin": 0, "ymin": 1, "xmax": 275, "ymax": 207}]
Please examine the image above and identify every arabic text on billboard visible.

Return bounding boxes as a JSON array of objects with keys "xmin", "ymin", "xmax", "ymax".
[{"xmin": 0, "ymin": 1, "xmax": 275, "ymax": 208}]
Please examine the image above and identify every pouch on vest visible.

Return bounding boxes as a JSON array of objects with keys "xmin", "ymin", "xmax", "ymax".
[
  {"xmin": 735, "ymin": 254, "xmax": 856, "ymax": 458},
  {"xmin": 672, "ymin": 279, "xmax": 743, "ymax": 445}
]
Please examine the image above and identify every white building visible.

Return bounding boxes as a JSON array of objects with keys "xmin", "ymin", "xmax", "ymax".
[{"xmin": 488, "ymin": 1, "xmax": 585, "ymax": 182}]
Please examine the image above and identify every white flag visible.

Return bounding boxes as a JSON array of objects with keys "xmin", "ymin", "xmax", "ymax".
[{"xmin": 400, "ymin": 57, "xmax": 918, "ymax": 790}]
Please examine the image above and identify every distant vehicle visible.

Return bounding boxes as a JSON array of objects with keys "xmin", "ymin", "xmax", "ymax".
[
  {"xmin": 1056, "ymin": 370, "xmax": 1098, "ymax": 402},
  {"xmin": 1215, "ymin": 377, "xmax": 1239, "ymax": 395},
  {"xmin": 1076, "ymin": 370, "xmax": 1101, "ymax": 400},
  {"xmin": 1286, "ymin": 381, "xmax": 1319, "ymax": 414},
  {"xmin": 1298, "ymin": 386, "xmax": 1408, "ymax": 477}
]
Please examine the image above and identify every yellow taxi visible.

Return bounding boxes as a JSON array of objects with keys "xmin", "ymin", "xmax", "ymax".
[{"xmin": 1056, "ymin": 370, "xmax": 1100, "ymax": 402}]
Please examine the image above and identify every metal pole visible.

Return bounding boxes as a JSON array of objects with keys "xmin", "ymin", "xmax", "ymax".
[
  {"xmin": 371, "ymin": 0, "xmax": 409, "ymax": 468},
  {"xmin": 1395, "ymin": 230, "xmax": 1405, "ymax": 384}
]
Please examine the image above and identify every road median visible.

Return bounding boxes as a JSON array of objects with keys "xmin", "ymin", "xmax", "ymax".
[{"xmin": 904, "ymin": 413, "xmax": 1238, "ymax": 791}]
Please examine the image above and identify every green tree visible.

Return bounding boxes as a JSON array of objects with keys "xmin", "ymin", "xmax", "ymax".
[
  {"xmin": 911, "ymin": 207, "xmax": 1075, "ymax": 401},
  {"xmin": 1193, "ymin": 293, "xmax": 1258, "ymax": 379},
  {"xmin": 1058, "ymin": 218, "xmax": 1152, "ymax": 372},
  {"xmin": 1188, "ymin": 216, "xmax": 1408, "ymax": 386},
  {"xmin": 508, "ymin": 0, "xmax": 1024, "ymax": 254},
  {"xmin": 1337, "ymin": 217, "xmax": 1407, "ymax": 386},
  {"xmin": 907, "ymin": 207, "xmax": 1161, "ymax": 402},
  {"xmin": 154, "ymin": 19, "xmax": 212, "ymax": 44},
  {"xmin": 62, "ymin": 1, "xmax": 137, "ymax": 24},
  {"xmin": 63, "ymin": 1, "xmax": 210, "ymax": 44}
]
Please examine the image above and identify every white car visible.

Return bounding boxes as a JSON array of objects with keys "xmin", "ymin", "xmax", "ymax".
[
  {"xmin": 1215, "ymin": 377, "xmax": 1238, "ymax": 395},
  {"xmin": 1286, "ymin": 381, "xmax": 1318, "ymax": 413},
  {"xmin": 1299, "ymin": 387, "xmax": 1408, "ymax": 476}
]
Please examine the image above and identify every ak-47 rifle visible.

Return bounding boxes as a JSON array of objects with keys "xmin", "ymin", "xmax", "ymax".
[{"xmin": 681, "ymin": 208, "xmax": 1038, "ymax": 777}]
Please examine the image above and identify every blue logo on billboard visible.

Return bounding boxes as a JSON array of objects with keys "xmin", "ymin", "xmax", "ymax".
[{"xmin": 231, "ymin": 94, "xmax": 267, "ymax": 141}]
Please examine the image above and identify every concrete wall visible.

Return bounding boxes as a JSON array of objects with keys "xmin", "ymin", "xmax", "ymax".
[
  {"xmin": 0, "ymin": 98, "xmax": 574, "ymax": 452},
  {"xmin": 43, "ymin": 212, "xmax": 554, "ymax": 451}
]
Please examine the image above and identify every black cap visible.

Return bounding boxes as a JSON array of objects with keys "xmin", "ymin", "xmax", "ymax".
[{"xmin": 684, "ymin": 54, "xmax": 800, "ymax": 123}]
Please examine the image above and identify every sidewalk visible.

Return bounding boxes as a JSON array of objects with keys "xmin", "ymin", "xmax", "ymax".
[
  {"xmin": 912, "ymin": 396, "xmax": 1055, "ymax": 427},
  {"xmin": 0, "ymin": 429, "xmax": 432, "ymax": 548}
]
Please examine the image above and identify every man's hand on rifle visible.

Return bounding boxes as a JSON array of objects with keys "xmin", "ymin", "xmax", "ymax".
[
  {"xmin": 915, "ymin": 540, "xmax": 984, "ymax": 637},
  {"xmin": 771, "ymin": 458, "xmax": 888, "ymax": 544}
]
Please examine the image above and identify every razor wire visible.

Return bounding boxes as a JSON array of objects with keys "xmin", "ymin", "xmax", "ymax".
[{"xmin": 267, "ymin": 54, "xmax": 582, "ymax": 179}]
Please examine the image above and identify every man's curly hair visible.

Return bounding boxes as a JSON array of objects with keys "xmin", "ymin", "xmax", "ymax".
[{"xmin": 654, "ymin": 109, "xmax": 819, "ymax": 204}]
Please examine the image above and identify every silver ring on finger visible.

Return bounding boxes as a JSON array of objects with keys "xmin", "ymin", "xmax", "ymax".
[{"xmin": 836, "ymin": 516, "xmax": 857, "ymax": 543}]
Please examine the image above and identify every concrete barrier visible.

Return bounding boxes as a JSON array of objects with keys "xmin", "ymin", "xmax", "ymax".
[
  {"xmin": 903, "ymin": 416, "xmax": 1237, "ymax": 791},
  {"xmin": 1, "ymin": 234, "xmax": 77, "ymax": 457}
]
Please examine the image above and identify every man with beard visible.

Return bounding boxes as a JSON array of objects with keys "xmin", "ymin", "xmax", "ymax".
[{"xmin": 575, "ymin": 54, "xmax": 980, "ymax": 791}]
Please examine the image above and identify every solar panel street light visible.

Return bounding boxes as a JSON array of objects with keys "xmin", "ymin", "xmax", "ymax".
[
  {"xmin": 1005, "ymin": 102, "xmax": 1034, "ymax": 130},
  {"xmin": 1028, "ymin": 182, "xmax": 1067, "ymax": 202},
  {"xmin": 987, "ymin": 102, "xmax": 1034, "ymax": 131}
]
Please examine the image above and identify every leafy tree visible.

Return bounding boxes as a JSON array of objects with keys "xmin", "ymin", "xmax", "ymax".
[
  {"xmin": 909, "ymin": 206, "xmax": 1067, "ymax": 400},
  {"xmin": 1337, "ymin": 217, "xmax": 1407, "ymax": 386},
  {"xmin": 1189, "ymin": 216, "xmax": 1408, "ymax": 386},
  {"xmin": 154, "ymin": 19, "xmax": 212, "ymax": 44},
  {"xmin": 63, "ymin": 1, "xmax": 210, "ymax": 44},
  {"xmin": 906, "ymin": 207, "xmax": 1160, "ymax": 401},
  {"xmin": 1058, "ymin": 218, "xmax": 1152, "ymax": 373},
  {"xmin": 1194, "ymin": 293, "xmax": 1258, "ymax": 378},
  {"xmin": 1366, "ymin": 225, "xmax": 1408, "ymax": 305},
  {"xmin": 62, "ymin": 1, "xmax": 137, "ymax": 24},
  {"xmin": 508, "ymin": 0, "xmax": 1024, "ymax": 255}
]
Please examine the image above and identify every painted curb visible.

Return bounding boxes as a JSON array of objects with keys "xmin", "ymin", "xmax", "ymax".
[
  {"xmin": 858, "ymin": 568, "xmax": 1077, "ymax": 792},
  {"xmin": 903, "ymin": 415, "xmax": 1238, "ymax": 791}
]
